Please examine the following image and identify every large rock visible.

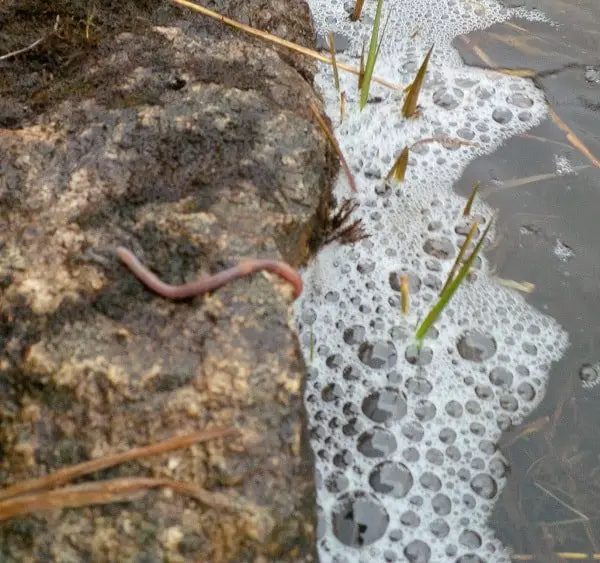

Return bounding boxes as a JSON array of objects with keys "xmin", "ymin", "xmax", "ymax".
[{"xmin": 0, "ymin": 1, "xmax": 334, "ymax": 561}]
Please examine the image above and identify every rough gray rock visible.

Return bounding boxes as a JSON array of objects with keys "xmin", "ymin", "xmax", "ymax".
[{"xmin": 0, "ymin": 2, "xmax": 335, "ymax": 561}]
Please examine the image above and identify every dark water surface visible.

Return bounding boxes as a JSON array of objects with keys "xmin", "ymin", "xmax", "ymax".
[{"xmin": 454, "ymin": 1, "xmax": 600, "ymax": 560}]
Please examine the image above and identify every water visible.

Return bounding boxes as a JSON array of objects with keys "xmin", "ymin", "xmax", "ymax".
[
  {"xmin": 453, "ymin": 0, "xmax": 600, "ymax": 559},
  {"xmin": 290, "ymin": 0, "xmax": 586, "ymax": 560},
  {"xmin": 295, "ymin": 0, "xmax": 600, "ymax": 560}
]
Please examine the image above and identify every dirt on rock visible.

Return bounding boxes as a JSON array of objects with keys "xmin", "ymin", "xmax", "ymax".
[{"xmin": 0, "ymin": 1, "xmax": 337, "ymax": 561}]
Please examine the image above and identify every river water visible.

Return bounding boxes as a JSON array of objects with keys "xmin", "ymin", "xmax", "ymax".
[{"xmin": 454, "ymin": 0, "xmax": 600, "ymax": 560}]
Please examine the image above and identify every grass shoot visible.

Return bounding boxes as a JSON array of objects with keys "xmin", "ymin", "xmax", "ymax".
[
  {"xmin": 415, "ymin": 216, "xmax": 493, "ymax": 343},
  {"xmin": 359, "ymin": 0, "xmax": 385, "ymax": 110},
  {"xmin": 440, "ymin": 219, "xmax": 479, "ymax": 294},
  {"xmin": 386, "ymin": 146, "xmax": 409, "ymax": 182},
  {"xmin": 402, "ymin": 45, "xmax": 434, "ymax": 118},
  {"xmin": 463, "ymin": 181, "xmax": 481, "ymax": 216}
]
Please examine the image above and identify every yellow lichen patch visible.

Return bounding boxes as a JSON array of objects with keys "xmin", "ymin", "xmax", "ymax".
[
  {"xmin": 139, "ymin": 362, "xmax": 163, "ymax": 388},
  {"xmin": 165, "ymin": 388, "xmax": 204, "ymax": 419},
  {"xmin": 12, "ymin": 442, "xmax": 36, "ymax": 470},
  {"xmin": 11, "ymin": 231, "xmax": 106, "ymax": 315},
  {"xmin": 15, "ymin": 276, "xmax": 81, "ymax": 315},
  {"xmin": 19, "ymin": 400, "xmax": 42, "ymax": 424},
  {"xmin": 201, "ymin": 357, "xmax": 250, "ymax": 403},
  {"xmin": 20, "ymin": 342, "xmax": 58, "ymax": 379},
  {"xmin": 160, "ymin": 526, "xmax": 184, "ymax": 552},
  {"xmin": 278, "ymin": 369, "xmax": 301, "ymax": 395}
]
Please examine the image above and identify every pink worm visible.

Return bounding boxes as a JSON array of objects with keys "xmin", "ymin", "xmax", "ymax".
[{"xmin": 116, "ymin": 247, "xmax": 303, "ymax": 300}]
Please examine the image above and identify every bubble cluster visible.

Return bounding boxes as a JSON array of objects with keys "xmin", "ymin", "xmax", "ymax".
[{"xmin": 294, "ymin": 0, "xmax": 569, "ymax": 561}]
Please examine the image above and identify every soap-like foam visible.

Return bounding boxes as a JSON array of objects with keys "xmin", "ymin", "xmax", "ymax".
[{"xmin": 294, "ymin": 0, "xmax": 569, "ymax": 561}]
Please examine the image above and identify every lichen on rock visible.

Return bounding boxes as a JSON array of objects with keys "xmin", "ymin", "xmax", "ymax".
[{"xmin": 0, "ymin": 1, "xmax": 332, "ymax": 560}]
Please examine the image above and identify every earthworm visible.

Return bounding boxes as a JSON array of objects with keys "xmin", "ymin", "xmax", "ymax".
[{"xmin": 116, "ymin": 247, "xmax": 303, "ymax": 300}]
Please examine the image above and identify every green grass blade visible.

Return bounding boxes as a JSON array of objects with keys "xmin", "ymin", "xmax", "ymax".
[
  {"xmin": 440, "ymin": 218, "xmax": 479, "ymax": 294},
  {"xmin": 415, "ymin": 216, "xmax": 494, "ymax": 342},
  {"xmin": 463, "ymin": 181, "xmax": 481, "ymax": 216},
  {"xmin": 386, "ymin": 146, "xmax": 409, "ymax": 182},
  {"xmin": 359, "ymin": 0, "xmax": 384, "ymax": 110},
  {"xmin": 375, "ymin": 10, "xmax": 392, "ymax": 62}
]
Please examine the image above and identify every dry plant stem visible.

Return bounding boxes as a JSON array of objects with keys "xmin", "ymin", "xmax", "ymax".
[
  {"xmin": 0, "ymin": 477, "xmax": 227, "ymax": 522},
  {"xmin": 512, "ymin": 552, "xmax": 600, "ymax": 561},
  {"xmin": 309, "ymin": 102, "xmax": 357, "ymax": 193},
  {"xmin": 0, "ymin": 427, "xmax": 237, "ymax": 502},
  {"xmin": 410, "ymin": 136, "xmax": 478, "ymax": 149},
  {"xmin": 0, "ymin": 37, "xmax": 45, "ymax": 61},
  {"xmin": 463, "ymin": 181, "xmax": 481, "ymax": 216},
  {"xmin": 117, "ymin": 247, "xmax": 303, "ymax": 299},
  {"xmin": 351, "ymin": 0, "xmax": 366, "ymax": 20},
  {"xmin": 400, "ymin": 274, "xmax": 409, "ymax": 314},
  {"xmin": 0, "ymin": 16, "xmax": 59, "ymax": 61},
  {"xmin": 340, "ymin": 91, "xmax": 346, "ymax": 123},
  {"xmin": 168, "ymin": 0, "xmax": 404, "ymax": 92}
]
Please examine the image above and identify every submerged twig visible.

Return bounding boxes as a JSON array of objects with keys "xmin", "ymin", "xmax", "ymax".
[
  {"xmin": 410, "ymin": 136, "xmax": 479, "ymax": 150},
  {"xmin": 495, "ymin": 278, "xmax": 535, "ymax": 293},
  {"xmin": 548, "ymin": 107, "xmax": 600, "ymax": 169}
]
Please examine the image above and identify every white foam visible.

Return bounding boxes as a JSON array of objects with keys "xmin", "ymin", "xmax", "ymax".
[{"xmin": 294, "ymin": 0, "xmax": 569, "ymax": 561}]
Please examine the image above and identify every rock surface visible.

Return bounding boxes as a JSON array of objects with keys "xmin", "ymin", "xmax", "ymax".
[{"xmin": 0, "ymin": 1, "xmax": 334, "ymax": 561}]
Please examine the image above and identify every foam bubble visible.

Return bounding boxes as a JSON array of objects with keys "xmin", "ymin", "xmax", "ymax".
[{"xmin": 294, "ymin": 0, "xmax": 569, "ymax": 560}]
